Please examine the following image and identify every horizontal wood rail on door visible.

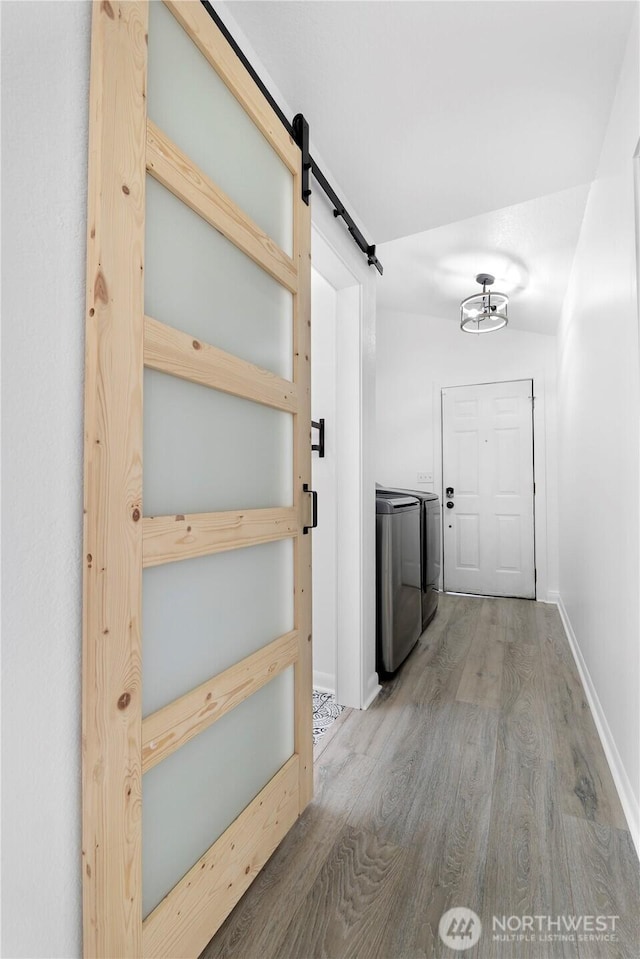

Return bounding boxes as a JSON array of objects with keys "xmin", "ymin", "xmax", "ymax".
[
  {"xmin": 144, "ymin": 315, "xmax": 298, "ymax": 413},
  {"xmin": 142, "ymin": 507, "xmax": 298, "ymax": 567},
  {"xmin": 146, "ymin": 121, "xmax": 298, "ymax": 292},
  {"xmin": 142, "ymin": 630, "xmax": 299, "ymax": 772}
]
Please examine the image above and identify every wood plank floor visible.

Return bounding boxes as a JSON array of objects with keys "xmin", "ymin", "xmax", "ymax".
[{"xmin": 201, "ymin": 594, "xmax": 639, "ymax": 959}]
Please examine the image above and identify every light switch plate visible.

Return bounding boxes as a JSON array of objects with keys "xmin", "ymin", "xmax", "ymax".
[{"xmin": 417, "ymin": 471, "xmax": 433, "ymax": 484}]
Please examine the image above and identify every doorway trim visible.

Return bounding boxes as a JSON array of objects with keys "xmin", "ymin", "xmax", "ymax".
[
  {"xmin": 435, "ymin": 376, "xmax": 553, "ymax": 601},
  {"xmin": 311, "ymin": 215, "xmax": 380, "ymax": 710}
]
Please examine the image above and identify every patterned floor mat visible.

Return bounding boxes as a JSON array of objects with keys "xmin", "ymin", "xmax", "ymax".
[{"xmin": 313, "ymin": 690, "xmax": 345, "ymax": 745}]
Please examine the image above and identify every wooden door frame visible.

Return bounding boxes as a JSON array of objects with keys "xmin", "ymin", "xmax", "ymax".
[{"xmin": 82, "ymin": 3, "xmax": 312, "ymax": 956}]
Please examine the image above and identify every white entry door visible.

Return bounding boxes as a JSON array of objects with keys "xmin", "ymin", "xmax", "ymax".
[{"xmin": 442, "ymin": 380, "xmax": 535, "ymax": 598}]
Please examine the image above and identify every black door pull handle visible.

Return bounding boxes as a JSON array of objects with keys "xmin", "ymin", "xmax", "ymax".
[
  {"xmin": 303, "ymin": 483, "xmax": 318, "ymax": 533},
  {"xmin": 311, "ymin": 419, "xmax": 325, "ymax": 458}
]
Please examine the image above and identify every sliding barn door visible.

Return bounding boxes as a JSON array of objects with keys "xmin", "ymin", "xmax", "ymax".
[{"xmin": 82, "ymin": 3, "xmax": 312, "ymax": 956}]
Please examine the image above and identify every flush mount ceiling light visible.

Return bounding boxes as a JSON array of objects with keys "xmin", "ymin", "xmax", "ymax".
[{"xmin": 460, "ymin": 273, "xmax": 509, "ymax": 334}]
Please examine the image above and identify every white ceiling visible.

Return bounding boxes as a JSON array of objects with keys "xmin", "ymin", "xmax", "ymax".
[
  {"xmin": 226, "ymin": 1, "xmax": 635, "ymax": 333},
  {"xmin": 376, "ymin": 183, "xmax": 590, "ymax": 334}
]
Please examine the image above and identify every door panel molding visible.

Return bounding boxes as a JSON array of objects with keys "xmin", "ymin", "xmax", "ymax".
[{"xmin": 83, "ymin": 2, "xmax": 312, "ymax": 955}]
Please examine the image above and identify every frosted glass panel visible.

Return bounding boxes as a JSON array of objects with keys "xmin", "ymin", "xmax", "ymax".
[
  {"xmin": 145, "ymin": 177, "xmax": 292, "ymax": 380},
  {"xmin": 142, "ymin": 539, "xmax": 294, "ymax": 716},
  {"xmin": 147, "ymin": 0, "xmax": 293, "ymax": 255},
  {"xmin": 142, "ymin": 667, "xmax": 294, "ymax": 918},
  {"xmin": 143, "ymin": 369, "xmax": 293, "ymax": 516}
]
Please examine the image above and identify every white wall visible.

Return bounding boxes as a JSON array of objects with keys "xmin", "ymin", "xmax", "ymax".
[
  {"xmin": 376, "ymin": 311, "xmax": 559, "ymax": 599},
  {"xmin": 557, "ymin": 11, "xmax": 640, "ymax": 841},
  {"xmin": 311, "ymin": 269, "xmax": 338, "ymax": 693},
  {"xmin": 2, "ymin": 3, "xmax": 91, "ymax": 956}
]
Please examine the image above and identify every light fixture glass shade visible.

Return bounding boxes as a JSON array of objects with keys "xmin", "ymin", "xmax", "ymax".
[{"xmin": 460, "ymin": 288, "xmax": 508, "ymax": 334}]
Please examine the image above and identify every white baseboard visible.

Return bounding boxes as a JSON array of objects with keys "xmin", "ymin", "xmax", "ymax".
[
  {"xmin": 362, "ymin": 672, "xmax": 381, "ymax": 710},
  {"xmin": 543, "ymin": 590, "xmax": 560, "ymax": 605},
  {"xmin": 556, "ymin": 596, "xmax": 640, "ymax": 856},
  {"xmin": 312, "ymin": 670, "xmax": 335, "ymax": 696}
]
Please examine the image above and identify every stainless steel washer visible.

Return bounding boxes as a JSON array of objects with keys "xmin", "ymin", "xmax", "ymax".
[
  {"xmin": 376, "ymin": 494, "xmax": 422, "ymax": 673},
  {"xmin": 377, "ymin": 486, "xmax": 440, "ymax": 632}
]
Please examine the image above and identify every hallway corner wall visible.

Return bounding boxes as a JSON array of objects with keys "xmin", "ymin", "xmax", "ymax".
[{"xmin": 556, "ymin": 10, "xmax": 640, "ymax": 843}]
